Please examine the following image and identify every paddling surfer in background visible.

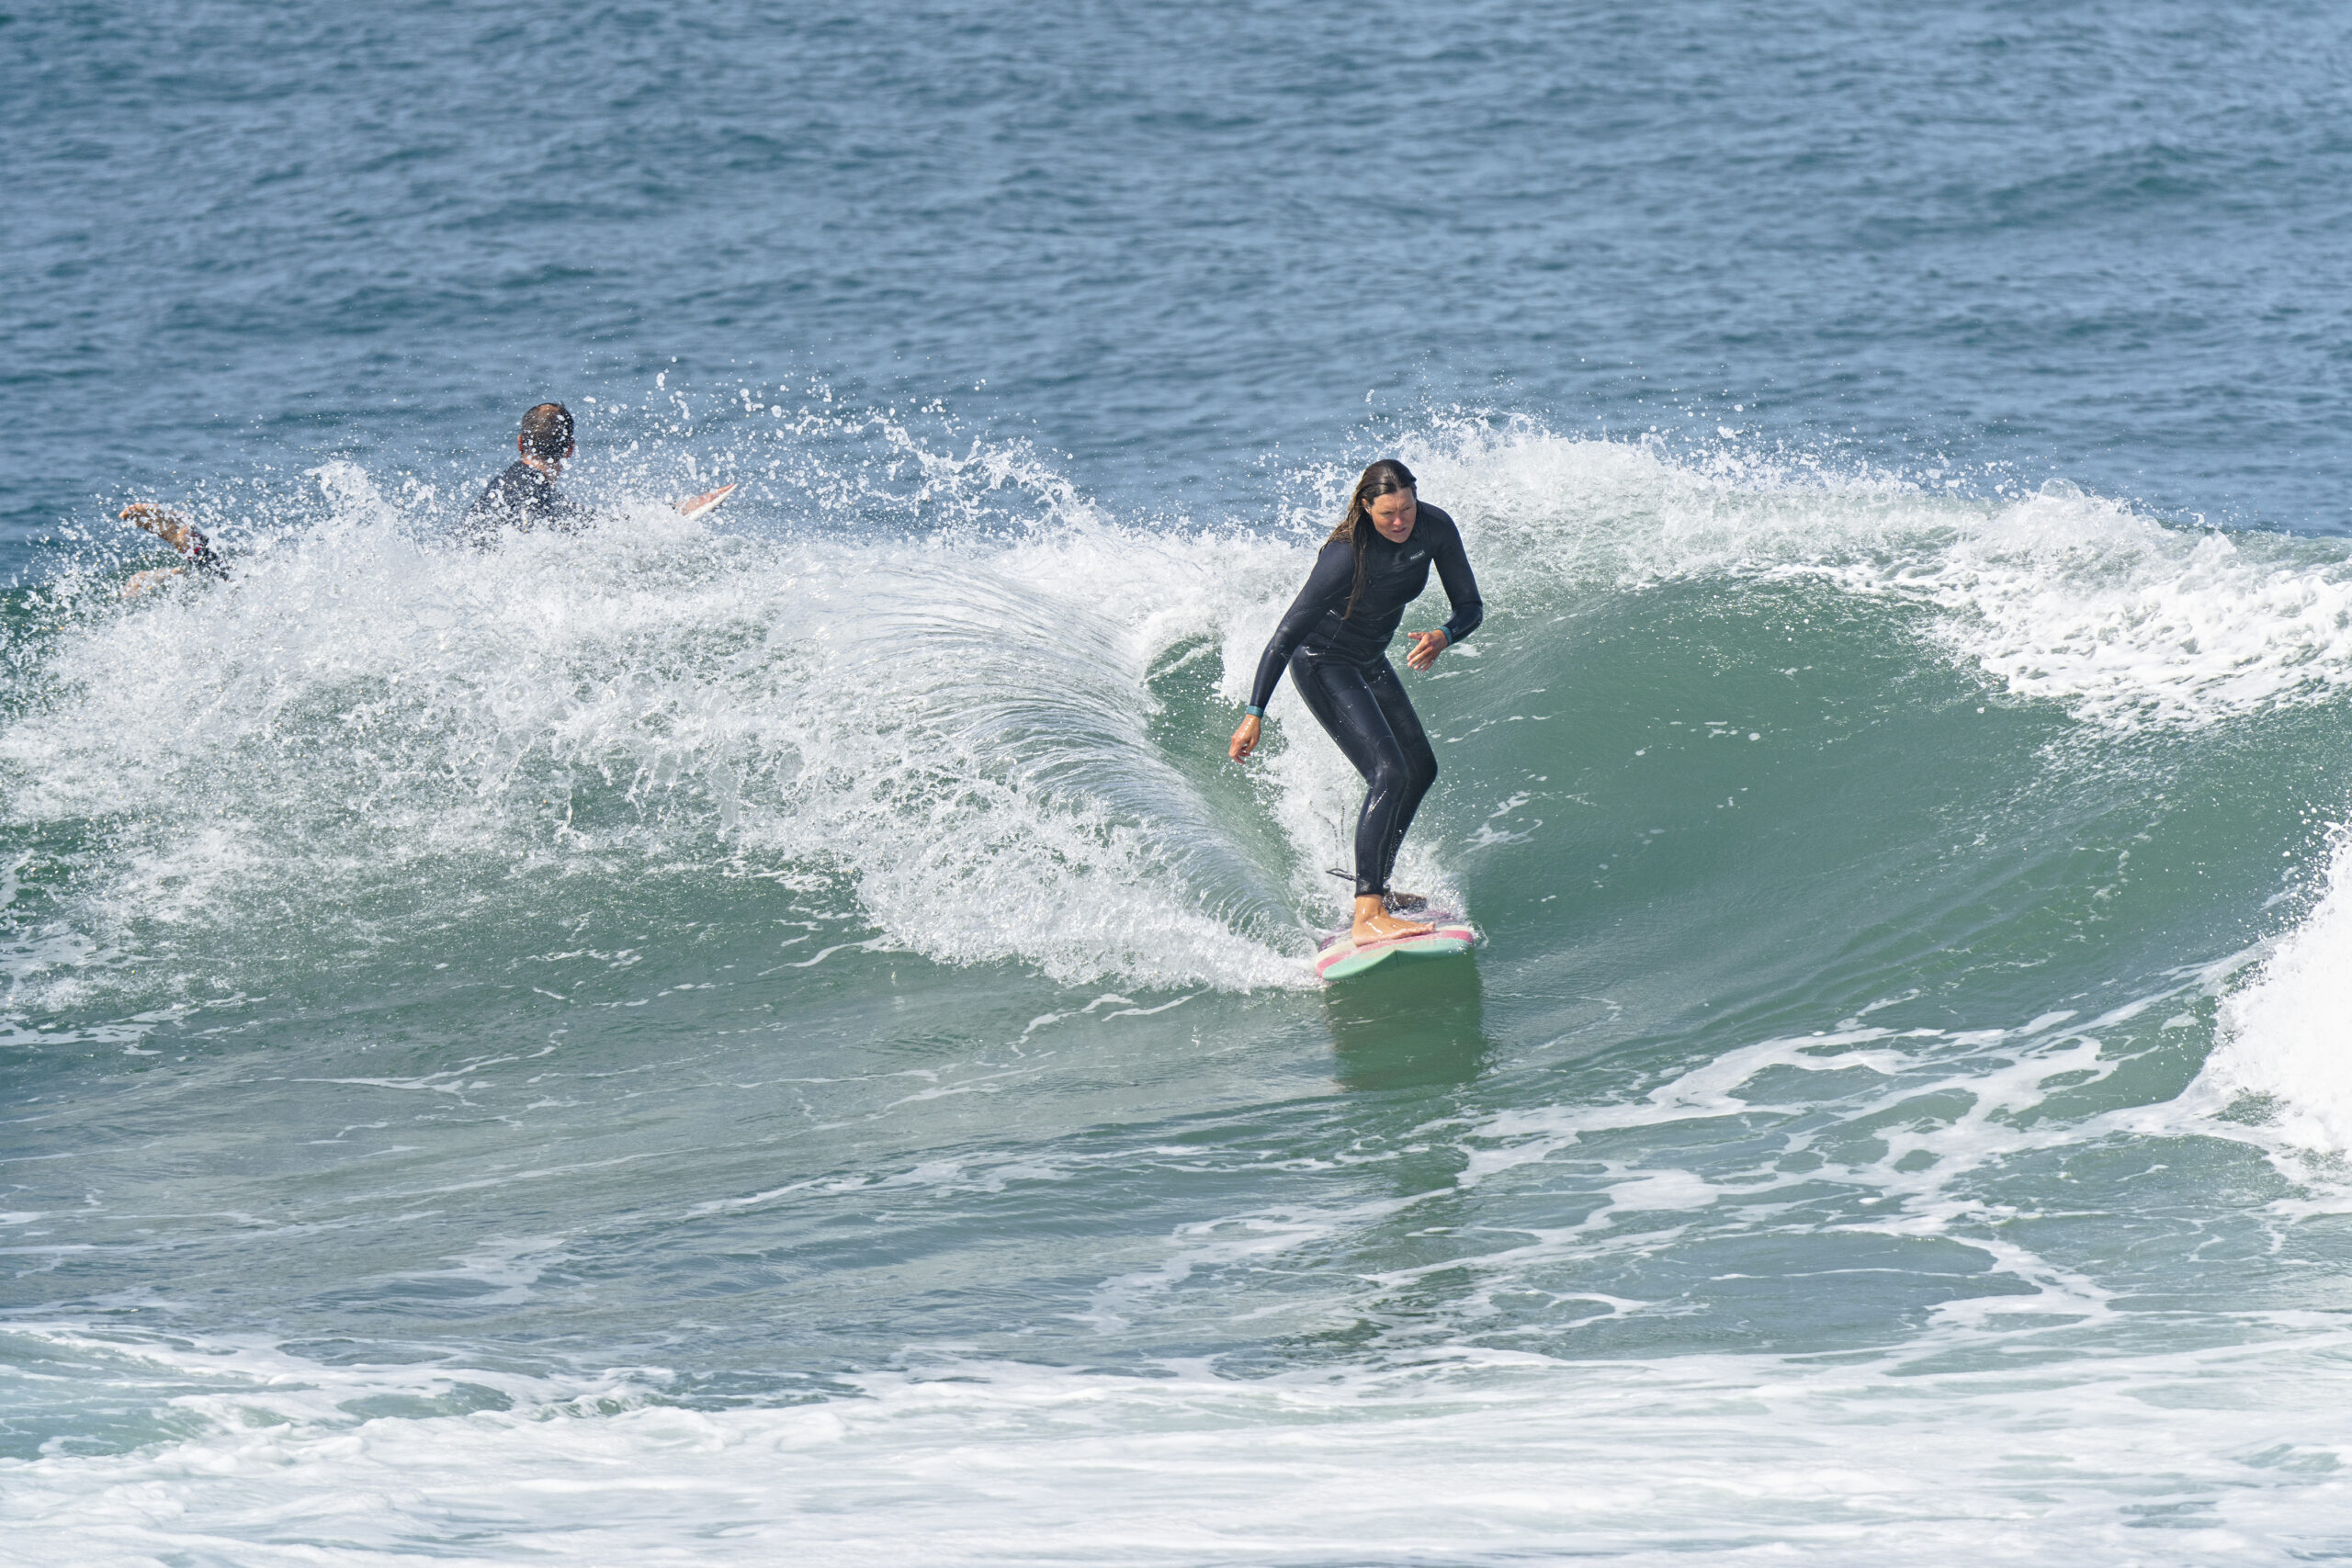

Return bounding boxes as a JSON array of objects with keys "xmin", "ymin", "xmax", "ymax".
[
  {"xmin": 463, "ymin": 400, "xmax": 734, "ymax": 545},
  {"xmin": 1228, "ymin": 458, "xmax": 1484, "ymax": 947},
  {"xmin": 462, "ymin": 402, "xmax": 597, "ymax": 543},
  {"xmin": 115, "ymin": 503, "xmax": 228, "ymax": 593}
]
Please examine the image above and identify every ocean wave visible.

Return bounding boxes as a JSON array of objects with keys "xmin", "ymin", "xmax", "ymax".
[
  {"xmin": 5, "ymin": 1321, "xmax": 2346, "ymax": 1567},
  {"xmin": 5, "ymin": 414, "xmax": 2345, "ymax": 1007},
  {"xmin": 2198, "ymin": 829, "xmax": 2352, "ymax": 1156},
  {"xmin": 1408, "ymin": 418, "xmax": 2352, "ymax": 730}
]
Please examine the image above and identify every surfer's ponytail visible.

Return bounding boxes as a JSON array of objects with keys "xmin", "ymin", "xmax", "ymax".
[{"xmin": 1327, "ymin": 458, "xmax": 1417, "ymax": 621}]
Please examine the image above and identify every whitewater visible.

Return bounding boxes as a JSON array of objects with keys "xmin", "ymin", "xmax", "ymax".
[
  {"xmin": 4, "ymin": 410, "xmax": 2351, "ymax": 1564},
  {"xmin": 13, "ymin": 0, "xmax": 2352, "ymax": 1561}
]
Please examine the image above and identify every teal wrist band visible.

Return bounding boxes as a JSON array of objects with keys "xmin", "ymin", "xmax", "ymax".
[{"xmin": 1244, "ymin": 705, "xmax": 1264, "ymax": 716}]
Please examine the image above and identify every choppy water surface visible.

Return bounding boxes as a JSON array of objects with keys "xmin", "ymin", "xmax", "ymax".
[{"xmin": 6, "ymin": 4, "xmax": 2352, "ymax": 1564}]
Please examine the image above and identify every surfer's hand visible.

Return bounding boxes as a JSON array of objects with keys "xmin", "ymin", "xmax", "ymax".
[
  {"xmin": 1228, "ymin": 714, "xmax": 1262, "ymax": 762},
  {"xmin": 1406, "ymin": 629, "xmax": 1449, "ymax": 671},
  {"xmin": 121, "ymin": 504, "xmax": 194, "ymax": 554},
  {"xmin": 121, "ymin": 502, "xmax": 181, "ymax": 533}
]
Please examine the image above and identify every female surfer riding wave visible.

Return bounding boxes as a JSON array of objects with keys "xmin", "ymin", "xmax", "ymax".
[{"xmin": 1228, "ymin": 458, "xmax": 1484, "ymax": 947}]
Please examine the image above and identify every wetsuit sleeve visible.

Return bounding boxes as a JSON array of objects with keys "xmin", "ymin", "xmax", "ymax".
[
  {"xmin": 461, "ymin": 468, "xmax": 521, "ymax": 547},
  {"xmin": 462, "ymin": 463, "xmax": 595, "ymax": 543},
  {"xmin": 1247, "ymin": 538, "xmax": 1356, "ymax": 711},
  {"xmin": 187, "ymin": 530, "xmax": 228, "ymax": 579},
  {"xmin": 1432, "ymin": 514, "xmax": 1484, "ymax": 645}
]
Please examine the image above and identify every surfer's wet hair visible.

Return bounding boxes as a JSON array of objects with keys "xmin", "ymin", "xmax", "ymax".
[
  {"xmin": 519, "ymin": 402, "xmax": 575, "ymax": 461},
  {"xmin": 1328, "ymin": 458, "xmax": 1417, "ymax": 620}
]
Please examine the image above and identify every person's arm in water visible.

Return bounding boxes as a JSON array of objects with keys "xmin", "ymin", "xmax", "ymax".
[
  {"xmin": 1229, "ymin": 538, "xmax": 1355, "ymax": 761},
  {"xmin": 1402, "ymin": 511, "xmax": 1484, "ymax": 671},
  {"xmin": 119, "ymin": 503, "xmax": 226, "ymax": 593}
]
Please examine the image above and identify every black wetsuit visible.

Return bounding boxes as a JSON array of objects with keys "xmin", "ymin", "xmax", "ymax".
[
  {"xmin": 1248, "ymin": 502, "xmax": 1484, "ymax": 897},
  {"xmin": 462, "ymin": 460, "xmax": 593, "ymax": 544},
  {"xmin": 184, "ymin": 528, "xmax": 227, "ymax": 579}
]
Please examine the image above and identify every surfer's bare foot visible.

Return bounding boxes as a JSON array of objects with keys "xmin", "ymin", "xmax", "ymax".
[
  {"xmin": 1385, "ymin": 890, "xmax": 1427, "ymax": 913},
  {"xmin": 1352, "ymin": 895, "xmax": 1432, "ymax": 945}
]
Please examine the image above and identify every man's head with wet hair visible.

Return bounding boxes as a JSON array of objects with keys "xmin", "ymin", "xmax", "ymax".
[{"xmin": 518, "ymin": 402, "xmax": 575, "ymax": 464}]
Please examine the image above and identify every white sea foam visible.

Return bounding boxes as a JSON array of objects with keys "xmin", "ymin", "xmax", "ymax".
[
  {"xmin": 5, "ymin": 1322, "xmax": 2348, "ymax": 1567},
  {"xmin": 6, "ymin": 468, "xmax": 1323, "ymax": 994},
  {"xmin": 2197, "ymin": 831, "xmax": 2352, "ymax": 1155},
  {"xmin": 1405, "ymin": 419, "xmax": 2352, "ymax": 730},
  {"xmin": 1074, "ymin": 998, "xmax": 2183, "ymax": 1357},
  {"xmin": 8, "ymin": 416, "xmax": 2346, "ymax": 1009}
]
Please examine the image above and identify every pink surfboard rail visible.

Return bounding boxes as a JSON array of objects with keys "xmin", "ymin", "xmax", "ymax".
[
  {"xmin": 1313, "ymin": 917, "xmax": 1479, "ymax": 982},
  {"xmin": 676, "ymin": 483, "xmax": 737, "ymax": 520}
]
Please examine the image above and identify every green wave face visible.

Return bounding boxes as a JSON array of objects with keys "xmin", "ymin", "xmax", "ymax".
[{"xmin": 3, "ymin": 423, "xmax": 2349, "ymax": 1562}]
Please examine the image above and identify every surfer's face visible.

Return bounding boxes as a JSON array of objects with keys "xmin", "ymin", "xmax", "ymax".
[
  {"xmin": 522, "ymin": 437, "xmax": 574, "ymax": 473},
  {"xmin": 1368, "ymin": 491, "xmax": 1418, "ymax": 543}
]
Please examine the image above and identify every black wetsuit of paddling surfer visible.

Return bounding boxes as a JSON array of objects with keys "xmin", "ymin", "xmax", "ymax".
[
  {"xmin": 1248, "ymin": 502, "xmax": 1483, "ymax": 898},
  {"xmin": 461, "ymin": 460, "xmax": 594, "ymax": 546},
  {"xmin": 183, "ymin": 528, "xmax": 227, "ymax": 580}
]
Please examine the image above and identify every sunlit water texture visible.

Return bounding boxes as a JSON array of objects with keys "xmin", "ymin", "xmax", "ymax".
[{"xmin": 6, "ymin": 3, "xmax": 2352, "ymax": 1564}]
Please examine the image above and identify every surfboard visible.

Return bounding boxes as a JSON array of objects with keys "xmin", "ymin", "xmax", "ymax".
[
  {"xmin": 676, "ymin": 483, "xmax": 737, "ymax": 520},
  {"xmin": 1314, "ymin": 912, "xmax": 1479, "ymax": 982}
]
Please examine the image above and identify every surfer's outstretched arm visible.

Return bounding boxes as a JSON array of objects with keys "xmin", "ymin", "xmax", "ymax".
[
  {"xmin": 119, "ymin": 503, "xmax": 224, "ymax": 593},
  {"xmin": 120, "ymin": 502, "xmax": 194, "ymax": 550},
  {"xmin": 1246, "ymin": 541, "xmax": 1355, "ymax": 710},
  {"xmin": 123, "ymin": 566, "xmax": 187, "ymax": 595},
  {"xmin": 1228, "ymin": 539, "xmax": 1354, "ymax": 761}
]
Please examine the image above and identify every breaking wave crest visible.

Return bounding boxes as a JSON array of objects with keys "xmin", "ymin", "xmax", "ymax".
[{"xmin": 6, "ymin": 412, "xmax": 2351, "ymax": 1008}]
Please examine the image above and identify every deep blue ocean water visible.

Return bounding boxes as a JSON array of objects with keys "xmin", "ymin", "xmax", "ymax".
[
  {"xmin": 14, "ymin": 0, "xmax": 2352, "ymax": 558},
  {"xmin": 6, "ymin": 3, "xmax": 2352, "ymax": 1563}
]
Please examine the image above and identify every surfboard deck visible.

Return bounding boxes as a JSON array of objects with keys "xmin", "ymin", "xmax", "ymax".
[
  {"xmin": 676, "ymin": 483, "xmax": 737, "ymax": 520},
  {"xmin": 1314, "ymin": 911, "xmax": 1479, "ymax": 982}
]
